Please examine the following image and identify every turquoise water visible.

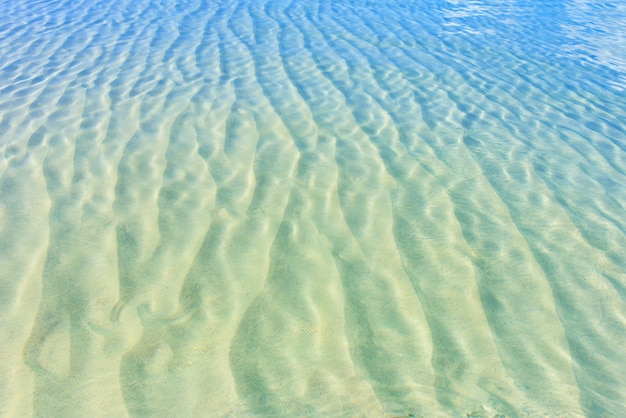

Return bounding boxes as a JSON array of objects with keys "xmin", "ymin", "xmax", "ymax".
[{"xmin": 1, "ymin": 0, "xmax": 625, "ymax": 416}]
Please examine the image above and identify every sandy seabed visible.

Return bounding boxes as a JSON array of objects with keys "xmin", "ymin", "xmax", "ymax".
[{"xmin": 1, "ymin": 0, "xmax": 625, "ymax": 416}]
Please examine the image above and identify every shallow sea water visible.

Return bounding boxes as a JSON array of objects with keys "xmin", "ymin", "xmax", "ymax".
[{"xmin": 1, "ymin": 0, "xmax": 625, "ymax": 416}]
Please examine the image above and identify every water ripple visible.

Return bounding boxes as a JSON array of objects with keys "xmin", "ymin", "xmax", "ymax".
[{"xmin": 0, "ymin": 0, "xmax": 624, "ymax": 416}]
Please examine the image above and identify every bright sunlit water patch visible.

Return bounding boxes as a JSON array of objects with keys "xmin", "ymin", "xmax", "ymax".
[{"xmin": 1, "ymin": 0, "xmax": 625, "ymax": 416}]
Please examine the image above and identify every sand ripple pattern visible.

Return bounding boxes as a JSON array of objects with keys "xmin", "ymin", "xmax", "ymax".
[{"xmin": 1, "ymin": 0, "xmax": 625, "ymax": 416}]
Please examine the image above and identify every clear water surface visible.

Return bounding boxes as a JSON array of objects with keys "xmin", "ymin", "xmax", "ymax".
[{"xmin": 0, "ymin": 0, "xmax": 625, "ymax": 416}]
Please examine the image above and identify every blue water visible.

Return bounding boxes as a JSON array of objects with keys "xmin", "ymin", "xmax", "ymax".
[{"xmin": 1, "ymin": 0, "xmax": 625, "ymax": 416}]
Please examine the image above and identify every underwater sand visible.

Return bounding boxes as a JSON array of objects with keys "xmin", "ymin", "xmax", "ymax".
[{"xmin": 1, "ymin": 0, "xmax": 625, "ymax": 416}]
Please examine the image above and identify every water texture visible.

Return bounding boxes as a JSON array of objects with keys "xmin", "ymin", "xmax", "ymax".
[{"xmin": 0, "ymin": 0, "xmax": 625, "ymax": 416}]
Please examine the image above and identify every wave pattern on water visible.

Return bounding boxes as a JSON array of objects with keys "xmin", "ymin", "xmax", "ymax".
[{"xmin": 1, "ymin": 0, "xmax": 625, "ymax": 416}]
